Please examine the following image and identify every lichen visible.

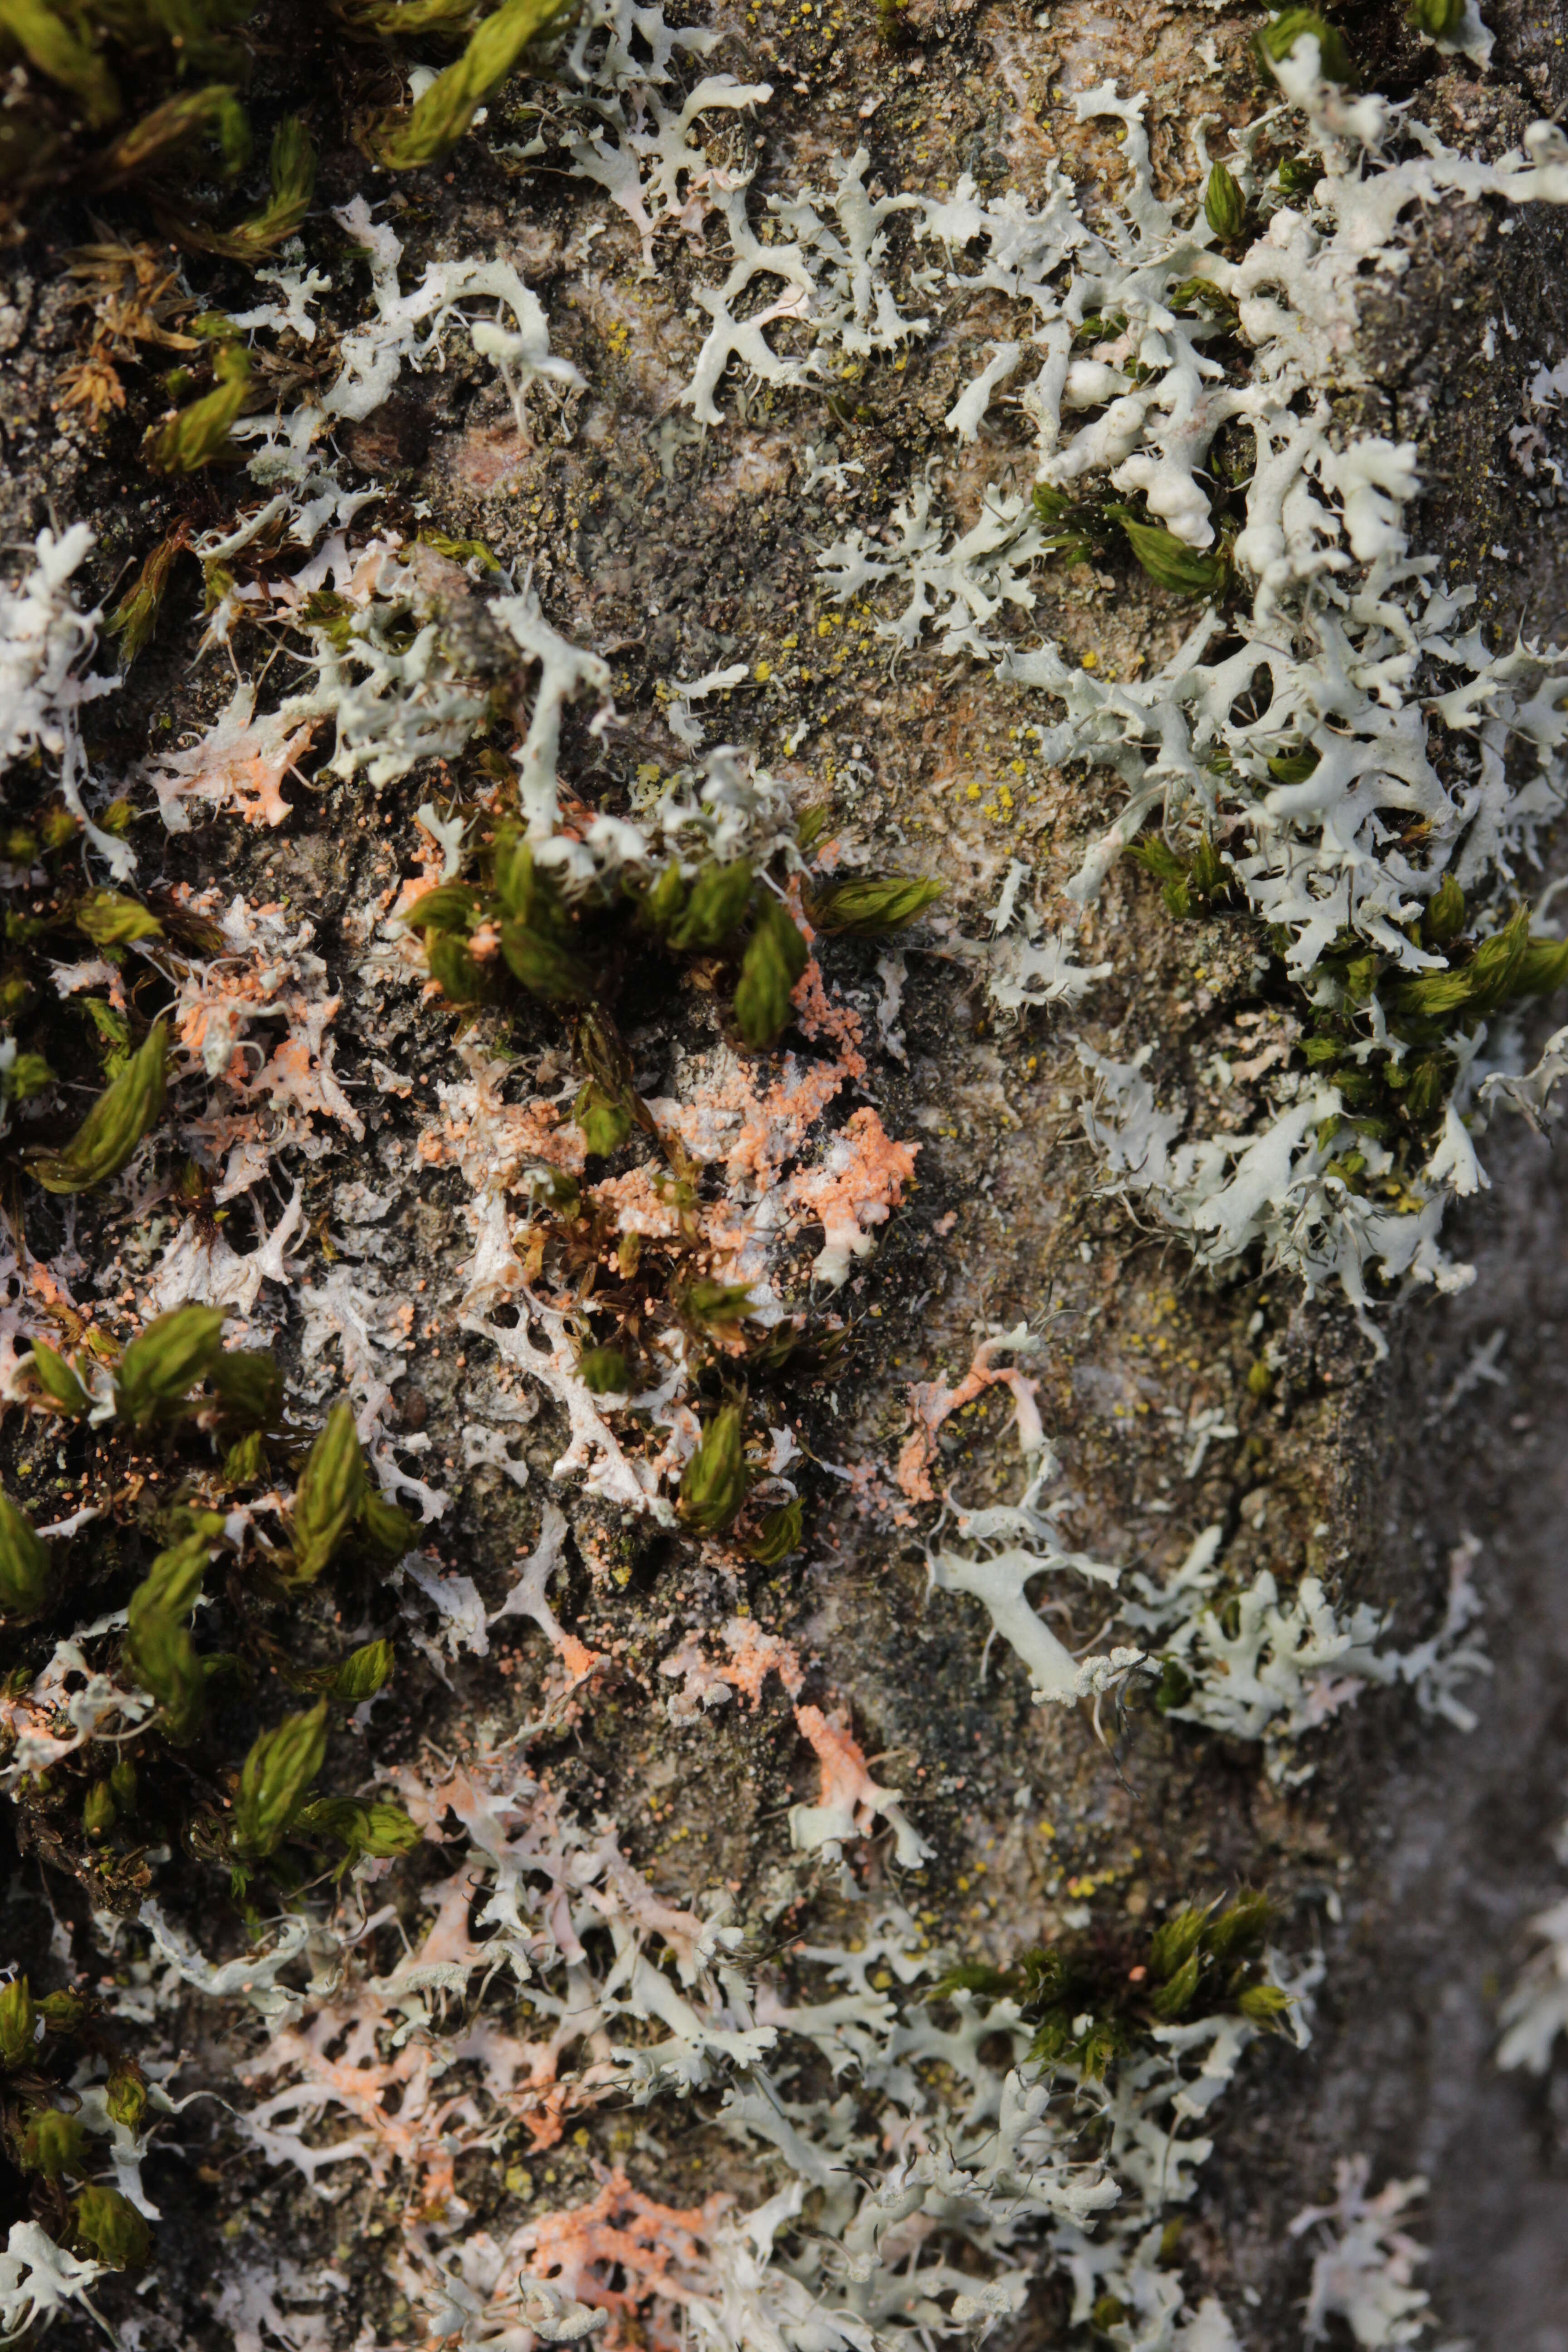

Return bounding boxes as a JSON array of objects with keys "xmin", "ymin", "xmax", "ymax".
[{"xmin": 3, "ymin": 6, "xmax": 1566, "ymax": 2345}]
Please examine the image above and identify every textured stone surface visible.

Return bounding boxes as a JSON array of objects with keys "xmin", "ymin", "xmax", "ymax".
[{"xmin": 4, "ymin": 0, "xmax": 1568, "ymax": 2344}]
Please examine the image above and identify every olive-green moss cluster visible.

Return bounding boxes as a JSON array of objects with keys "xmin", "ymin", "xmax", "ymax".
[
  {"xmin": 1250, "ymin": 0, "xmax": 1472, "ymax": 71},
  {"xmin": 1126, "ymin": 835, "xmax": 1568, "ymax": 1202},
  {"xmin": 1033, "ymin": 476, "xmax": 1238, "ymax": 606},
  {"xmin": 0, "ymin": 0, "xmax": 575, "ymax": 230},
  {"xmin": 1254, "ymin": 7, "xmax": 1355, "ymax": 85},
  {"xmin": 934, "ymin": 1890, "xmax": 1292, "ymax": 2082},
  {"xmin": 1294, "ymin": 889, "xmax": 1568, "ymax": 1186},
  {"xmin": 3, "ymin": 1311, "xmax": 419, "ymax": 1935},
  {"xmin": 409, "ymin": 823, "xmax": 939, "ymax": 1045},
  {"xmin": 0, "ymin": 808, "xmax": 219, "ymax": 1199},
  {"xmin": 0, "ymin": 1973, "xmax": 154, "ymax": 2274},
  {"xmin": 0, "ymin": 0, "xmax": 256, "ymax": 216}
]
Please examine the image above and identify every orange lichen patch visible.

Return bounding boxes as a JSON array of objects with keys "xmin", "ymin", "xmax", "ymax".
[
  {"xmin": 441, "ymin": 2015, "xmax": 602, "ymax": 2154},
  {"xmin": 405, "ymin": 1868, "xmax": 495, "ymax": 1975},
  {"xmin": 391, "ymin": 812, "xmax": 457, "ymax": 926},
  {"xmin": 214, "ymin": 1716, "xmax": 802, "ymax": 2323},
  {"xmin": 256, "ymin": 1019, "xmax": 363, "ymax": 1139},
  {"xmin": 145, "ymin": 681, "xmax": 317, "ymax": 830},
  {"xmin": 392, "ymin": 872, "xmax": 441, "ymax": 923},
  {"xmin": 49, "ymin": 955, "xmax": 128, "ymax": 1013},
  {"xmin": 791, "ymin": 1108, "xmax": 918, "ymax": 1288},
  {"xmin": 556, "ymin": 792, "xmax": 599, "ymax": 837},
  {"xmin": 437, "ymin": 945, "xmax": 918, "ymax": 1508},
  {"xmin": 176, "ymin": 1009, "xmax": 249, "ymax": 1089},
  {"xmin": 168, "ymin": 898, "xmax": 370, "ymax": 1192},
  {"xmin": 368, "ymin": 1878, "xmax": 611, "ymax": 2152},
  {"xmin": 557, "ymin": 1632, "xmax": 601, "ymax": 1681},
  {"xmin": 790, "ymin": 954, "xmax": 867, "ymax": 1080},
  {"xmin": 896, "ymin": 1334, "xmax": 1044, "ymax": 1504},
  {"xmin": 789, "ymin": 1704, "xmax": 928, "ymax": 1867},
  {"xmin": 420, "ymin": 1048, "xmax": 586, "ymax": 1196},
  {"xmin": 732, "ymin": 1060, "xmax": 843, "ymax": 1190},
  {"xmin": 395, "ymin": 1756, "xmax": 513, "ymax": 1849},
  {"xmin": 573, "ymin": 1528, "xmax": 616, "ymax": 1580},
  {"xmin": 238, "ymin": 1765, "xmax": 633, "ymax": 2176},
  {"xmin": 390, "ymin": 1758, "xmax": 644, "ymax": 1972},
  {"xmin": 794, "ymin": 1705, "xmax": 888, "ymax": 1827},
  {"xmin": 420, "ymin": 1097, "xmax": 576, "ymax": 1185},
  {"xmin": 511, "ymin": 2170, "xmax": 730, "ymax": 2341},
  {"xmin": 645, "ymin": 1031, "xmax": 839, "ymax": 1186},
  {"xmin": 658, "ymin": 1608, "xmax": 804, "ymax": 1721},
  {"xmin": 174, "ymin": 952, "xmax": 293, "ymax": 1075},
  {"xmin": 413, "ymin": 808, "xmax": 453, "ymax": 864},
  {"xmin": 241, "ymin": 1997, "xmax": 469, "ymax": 2195},
  {"xmin": 595, "ymin": 1042, "xmax": 918, "ymax": 1349},
  {"xmin": 590, "ymin": 1166, "xmax": 688, "ymax": 1242},
  {"xmin": 19, "ymin": 1250, "xmax": 96, "ymax": 1339},
  {"xmin": 0, "ymin": 1230, "xmax": 117, "ymax": 1406},
  {"xmin": 719, "ymin": 1616, "xmax": 804, "ymax": 1707},
  {"xmin": 893, "ymin": 1431, "xmax": 941, "ymax": 1507},
  {"xmin": 834, "ymin": 1456, "xmax": 911, "ymax": 1528},
  {"xmin": 412, "ymin": 2144, "xmax": 460, "ymax": 2226}
]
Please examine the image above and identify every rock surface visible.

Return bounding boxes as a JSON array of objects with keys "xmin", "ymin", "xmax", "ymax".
[{"xmin": 3, "ymin": 1, "xmax": 1568, "ymax": 2347}]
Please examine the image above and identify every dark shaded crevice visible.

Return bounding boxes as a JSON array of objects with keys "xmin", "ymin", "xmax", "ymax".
[{"xmin": 1222, "ymin": 1115, "xmax": 1568, "ymax": 2348}]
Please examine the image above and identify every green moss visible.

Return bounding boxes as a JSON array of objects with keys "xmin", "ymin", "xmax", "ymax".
[
  {"xmin": 933, "ymin": 1891, "xmax": 1290, "ymax": 2082},
  {"xmin": 3, "ymin": 1338, "xmax": 416, "ymax": 1923},
  {"xmin": 0, "ymin": 815, "xmax": 203, "ymax": 1196},
  {"xmin": 0, "ymin": 1976, "xmax": 150, "ymax": 2259},
  {"xmin": 1124, "ymin": 837, "xmax": 1568, "ymax": 1200},
  {"xmin": 365, "ymin": 0, "xmax": 572, "ymax": 168}
]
